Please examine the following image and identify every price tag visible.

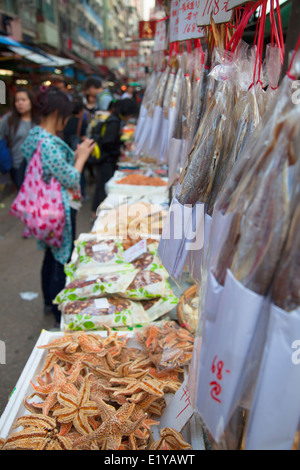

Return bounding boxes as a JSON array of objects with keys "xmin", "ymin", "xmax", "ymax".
[
  {"xmin": 227, "ymin": 0, "xmax": 253, "ymax": 9},
  {"xmin": 124, "ymin": 239, "xmax": 147, "ymax": 263},
  {"xmin": 197, "ymin": 0, "xmax": 233, "ymax": 26},
  {"xmin": 170, "ymin": 0, "xmax": 205, "ymax": 42},
  {"xmin": 92, "ymin": 244, "xmax": 111, "ymax": 253},
  {"xmin": 154, "ymin": 19, "xmax": 167, "ymax": 52},
  {"xmin": 86, "ymin": 275, "xmax": 99, "ymax": 282},
  {"xmin": 179, "ymin": 1, "xmax": 206, "ymax": 39},
  {"xmin": 170, "ymin": 0, "xmax": 180, "ymax": 42},
  {"xmin": 159, "ymin": 378, "xmax": 194, "ymax": 432},
  {"xmin": 94, "ymin": 298, "xmax": 110, "ymax": 310}
]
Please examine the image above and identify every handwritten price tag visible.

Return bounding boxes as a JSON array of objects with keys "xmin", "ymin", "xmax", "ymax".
[
  {"xmin": 154, "ymin": 19, "xmax": 167, "ymax": 51},
  {"xmin": 159, "ymin": 378, "xmax": 194, "ymax": 432},
  {"xmin": 124, "ymin": 239, "xmax": 147, "ymax": 263},
  {"xmin": 209, "ymin": 355, "xmax": 231, "ymax": 404},
  {"xmin": 170, "ymin": 0, "xmax": 205, "ymax": 42},
  {"xmin": 197, "ymin": 0, "xmax": 233, "ymax": 26},
  {"xmin": 170, "ymin": 0, "xmax": 180, "ymax": 42}
]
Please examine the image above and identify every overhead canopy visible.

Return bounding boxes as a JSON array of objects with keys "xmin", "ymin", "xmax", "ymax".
[{"xmin": 0, "ymin": 35, "xmax": 74, "ymax": 67}]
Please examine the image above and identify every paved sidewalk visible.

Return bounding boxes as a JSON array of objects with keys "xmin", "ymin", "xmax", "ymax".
[{"xmin": 0, "ymin": 184, "xmax": 94, "ymax": 416}]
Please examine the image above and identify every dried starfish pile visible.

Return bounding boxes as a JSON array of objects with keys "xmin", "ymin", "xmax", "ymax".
[
  {"xmin": 137, "ymin": 321, "xmax": 194, "ymax": 370},
  {"xmin": 0, "ymin": 327, "xmax": 193, "ymax": 450}
]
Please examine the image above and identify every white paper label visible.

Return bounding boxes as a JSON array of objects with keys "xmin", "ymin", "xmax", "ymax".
[
  {"xmin": 86, "ymin": 275, "xmax": 99, "ymax": 282},
  {"xmin": 92, "ymin": 244, "xmax": 111, "ymax": 253},
  {"xmin": 170, "ymin": 0, "xmax": 205, "ymax": 42},
  {"xmin": 124, "ymin": 239, "xmax": 147, "ymax": 263},
  {"xmin": 154, "ymin": 19, "xmax": 167, "ymax": 51},
  {"xmin": 94, "ymin": 298, "xmax": 110, "ymax": 310},
  {"xmin": 159, "ymin": 378, "xmax": 194, "ymax": 432},
  {"xmin": 197, "ymin": 0, "xmax": 233, "ymax": 26}
]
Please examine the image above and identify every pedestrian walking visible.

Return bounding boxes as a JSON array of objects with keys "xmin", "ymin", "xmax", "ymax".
[
  {"xmin": 63, "ymin": 97, "xmax": 88, "ymax": 199},
  {"xmin": 21, "ymin": 86, "xmax": 95, "ymax": 327},
  {"xmin": 91, "ymin": 98, "xmax": 138, "ymax": 219},
  {"xmin": 0, "ymin": 88, "xmax": 39, "ymax": 189}
]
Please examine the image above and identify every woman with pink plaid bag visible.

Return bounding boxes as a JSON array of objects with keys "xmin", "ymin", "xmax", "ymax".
[{"xmin": 18, "ymin": 87, "xmax": 95, "ymax": 327}]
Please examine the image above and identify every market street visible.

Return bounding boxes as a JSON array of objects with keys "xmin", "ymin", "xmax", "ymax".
[{"xmin": 0, "ymin": 184, "xmax": 93, "ymax": 416}]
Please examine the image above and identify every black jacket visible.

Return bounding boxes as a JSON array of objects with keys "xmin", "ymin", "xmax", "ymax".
[{"xmin": 96, "ymin": 113, "xmax": 122, "ymax": 163}]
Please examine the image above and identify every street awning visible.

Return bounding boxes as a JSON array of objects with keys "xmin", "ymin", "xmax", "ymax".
[{"xmin": 0, "ymin": 35, "xmax": 74, "ymax": 67}]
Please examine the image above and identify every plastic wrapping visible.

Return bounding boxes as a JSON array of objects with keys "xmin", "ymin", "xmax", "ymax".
[
  {"xmin": 188, "ymin": 55, "xmax": 300, "ymax": 448},
  {"xmin": 60, "ymin": 296, "xmax": 151, "ymax": 331},
  {"xmin": 55, "ymin": 270, "xmax": 138, "ymax": 304},
  {"xmin": 67, "ymin": 236, "xmax": 133, "ymax": 278},
  {"xmin": 136, "ymin": 321, "xmax": 194, "ymax": 371},
  {"xmin": 177, "ymin": 50, "xmax": 236, "ymax": 207},
  {"xmin": 245, "ymin": 303, "xmax": 300, "ymax": 450}
]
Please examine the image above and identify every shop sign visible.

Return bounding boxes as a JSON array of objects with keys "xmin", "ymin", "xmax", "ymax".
[
  {"xmin": 139, "ymin": 20, "xmax": 157, "ymax": 39},
  {"xmin": 95, "ymin": 50, "xmax": 139, "ymax": 58}
]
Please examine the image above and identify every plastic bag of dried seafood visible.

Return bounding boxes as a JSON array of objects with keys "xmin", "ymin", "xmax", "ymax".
[
  {"xmin": 245, "ymin": 162, "xmax": 300, "ymax": 451},
  {"xmin": 136, "ymin": 321, "xmax": 194, "ymax": 371},
  {"xmin": 60, "ymin": 295, "xmax": 151, "ymax": 332},
  {"xmin": 123, "ymin": 270, "xmax": 176, "ymax": 300},
  {"xmin": 148, "ymin": 64, "xmax": 170, "ymax": 158},
  {"xmin": 159, "ymin": 55, "xmax": 178, "ymax": 164},
  {"xmin": 188, "ymin": 55, "xmax": 300, "ymax": 448},
  {"xmin": 140, "ymin": 294, "xmax": 179, "ymax": 322},
  {"xmin": 158, "ymin": 188, "xmax": 205, "ymax": 283},
  {"xmin": 71, "ymin": 235, "xmax": 133, "ymax": 278},
  {"xmin": 54, "ymin": 269, "xmax": 139, "ymax": 305}
]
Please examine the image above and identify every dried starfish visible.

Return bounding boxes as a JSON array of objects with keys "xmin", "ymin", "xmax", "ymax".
[
  {"xmin": 30, "ymin": 364, "xmax": 78, "ymax": 416},
  {"xmin": 39, "ymin": 350, "xmax": 65, "ymax": 375},
  {"xmin": 107, "ymin": 376, "xmax": 165, "ymax": 401},
  {"xmin": 73, "ymin": 398, "xmax": 144, "ymax": 450},
  {"xmin": 53, "ymin": 375, "xmax": 99, "ymax": 435},
  {"xmin": 53, "ymin": 350, "xmax": 102, "ymax": 383},
  {"xmin": 39, "ymin": 334, "xmax": 82, "ymax": 354},
  {"xmin": 150, "ymin": 427, "xmax": 192, "ymax": 450},
  {"xmin": 1, "ymin": 414, "xmax": 72, "ymax": 450}
]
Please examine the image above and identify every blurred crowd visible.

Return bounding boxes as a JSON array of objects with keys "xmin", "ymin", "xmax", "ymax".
[{"xmin": 0, "ymin": 79, "xmax": 140, "ymax": 327}]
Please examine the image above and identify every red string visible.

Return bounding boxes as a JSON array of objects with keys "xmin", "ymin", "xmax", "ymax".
[
  {"xmin": 256, "ymin": 0, "xmax": 267, "ymax": 86},
  {"xmin": 275, "ymin": 0, "xmax": 285, "ymax": 50},
  {"xmin": 270, "ymin": 0, "xmax": 284, "ymax": 65},
  {"xmin": 194, "ymin": 38, "xmax": 205, "ymax": 64},
  {"xmin": 226, "ymin": 1, "xmax": 263, "ymax": 54}
]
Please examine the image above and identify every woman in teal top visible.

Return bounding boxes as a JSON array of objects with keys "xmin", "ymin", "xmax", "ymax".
[{"xmin": 21, "ymin": 87, "xmax": 95, "ymax": 327}]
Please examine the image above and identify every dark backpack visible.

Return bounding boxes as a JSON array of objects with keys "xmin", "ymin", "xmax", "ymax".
[{"xmin": 0, "ymin": 137, "xmax": 12, "ymax": 173}]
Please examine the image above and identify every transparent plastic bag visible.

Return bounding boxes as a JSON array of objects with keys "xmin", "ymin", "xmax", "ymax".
[
  {"xmin": 136, "ymin": 321, "xmax": 194, "ymax": 371},
  {"xmin": 177, "ymin": 49, "xmax": 236, "ymax": 206},
  {"xmin": 61, "ymin": 295, "xmax": 151, "ymax": 331}
]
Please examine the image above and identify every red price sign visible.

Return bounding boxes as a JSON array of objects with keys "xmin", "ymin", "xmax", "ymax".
[
  {"xmin": 209, "ymin": 355, "xmax": 231, "ymax": 404},
  {"xmin": 197, "ymin": 0, "xmax": 233, "ymax": 26}
]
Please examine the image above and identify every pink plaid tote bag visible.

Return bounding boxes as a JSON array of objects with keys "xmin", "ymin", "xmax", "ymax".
[{"xmin": 10, "ymin": 140, "xmax": 65, "ymax": 247}]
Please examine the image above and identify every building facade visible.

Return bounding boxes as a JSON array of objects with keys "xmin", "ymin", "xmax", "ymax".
[{"xmin": 0, "ymin": 0, "xmax": 140, "ymax": 79}]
